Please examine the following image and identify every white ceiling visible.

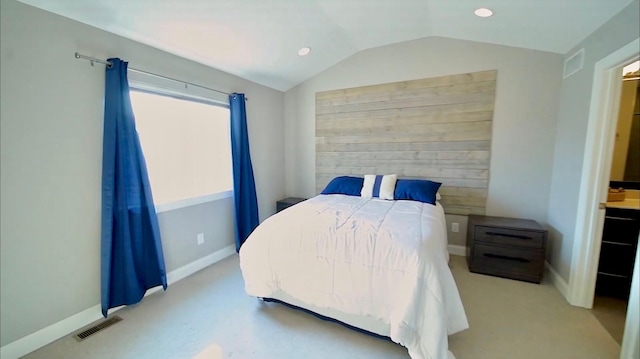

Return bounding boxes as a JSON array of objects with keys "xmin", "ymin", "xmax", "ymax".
[{"xmin": 18, "ymin": 0, "xmax": 634, "ymax": 91}]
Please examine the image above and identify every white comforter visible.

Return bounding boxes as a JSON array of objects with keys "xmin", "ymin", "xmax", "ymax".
[{"xmin": 239, "ymin": 194, "xmax": 468, "ymax": 359}]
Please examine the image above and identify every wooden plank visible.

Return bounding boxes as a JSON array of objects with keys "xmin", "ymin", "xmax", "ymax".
[
  {"xmin": 317, "ymin": 159, "xmax": 489, "ymax": 170},
  {"xmin": 316, "ymin": 118, "xmax": 493, "ymax": 136},
  {"xmin": 317, "ymin": 156, "xmax": 491, "ymax": 165},
  {"xmin": 316, "ymin": 123, "xmax": 492, "ymax": 143},
  {"xmin": 316, "ymin": 102, "xmax": 494, "ymax": 122},
  {"xmin": 317, "ymin": 151, "xmax": 491, "ymax": 170},
  {"xmin": 316, "ymin": 81, "xmax": 496, "ymax": 108},
  {"xmin": 316, "ymin": 70, "xmax": 497, "ymax": 101},
  {"xmin": 316, "ymin": 91, "xmax": 495, "ymax": 115},
  {"xmin": 443, "ymin": 206, "xmax": 486, "ymax": 216},
  {"xmin": 439, "ymin": 186, "xmax": 488, "ymax": 199},
  {"xmin": 316, "ymin": 141, "xmax": 491, "ymax": 153},
  {"xmin": 316, "ymin": 167, "xmax": 488, "ymax": 180},
  {"xmin": 317, "ymin": 150, "xmax": 490, "ymax": 161},
  {"xmin": 438, "ymin": 196, "xmax": 487, "ymax": 207},
  {"xmin": 317, "ymin": 111, "xmax": 493, "ymax": 131}
]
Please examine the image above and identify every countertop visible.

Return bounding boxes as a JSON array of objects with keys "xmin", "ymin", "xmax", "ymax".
[
  {"xmin": 606, "ymin": 198, "xmax": 640, "ymax": 210},
  {"xmin": 607, "ymin": 189, "xmax": 640, "ymax": 210}
]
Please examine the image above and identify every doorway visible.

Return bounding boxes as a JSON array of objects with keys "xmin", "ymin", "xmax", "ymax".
[
  {"xmin": 566, "ymin": 37, "xmax": 639, "ymax": 357},
  {"xmin": 567, "ymin": 38, "xmax": 639, "ymax": 309},
  {"xmin": 591, "ymin": 60, "xmax": 640, "ymax": 344}
]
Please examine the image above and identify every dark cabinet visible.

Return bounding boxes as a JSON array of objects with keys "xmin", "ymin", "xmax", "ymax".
[
  {"xmin": 466, "ymin": 215, "xmax": 548, "ymax": 283},
  {"xmin": 595, "ymin": 207, "xmax": 640, "ymax": 299}
]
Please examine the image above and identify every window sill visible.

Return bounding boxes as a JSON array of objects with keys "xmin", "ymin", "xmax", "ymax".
[{"xmin": 155, "ymin": 190, "xmax": 233, "ymax": 213}]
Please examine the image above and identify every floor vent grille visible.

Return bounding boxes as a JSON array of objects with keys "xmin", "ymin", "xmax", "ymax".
[{"xmin": 74, "ymin": 316, "xmax": 123, "ymax": 341}]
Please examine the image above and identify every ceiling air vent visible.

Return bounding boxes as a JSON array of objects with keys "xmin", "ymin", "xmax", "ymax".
[
  {"xmin": 73, "ymin": 315, "xmax": 123, "ymax": 341},
  {"xmin": 564, "ymin": 48, "xmax": 585, "ymax": 79}
]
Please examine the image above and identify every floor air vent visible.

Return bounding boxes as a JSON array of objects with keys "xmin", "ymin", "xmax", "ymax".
[{"xmin": 74, "ymin": 315, "xmax": 123, "ymax": 341}]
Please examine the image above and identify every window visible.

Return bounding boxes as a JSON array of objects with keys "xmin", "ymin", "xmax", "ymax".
[{"xmin": 130, "ymin": 90, "xmax": 232, "ymax": 207}]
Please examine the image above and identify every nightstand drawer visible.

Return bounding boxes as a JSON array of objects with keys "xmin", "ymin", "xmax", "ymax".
[
  {"xmin": 474, "ymin": 226, "xmax": 545, "ymax": 249},
  {"xmin": 470, "ymin": 244, "xmax": 544, "ymax": 283}
]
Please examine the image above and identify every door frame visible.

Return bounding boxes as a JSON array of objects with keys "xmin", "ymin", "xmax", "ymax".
[
  {"xmin": 621, "ymin": 238, "xmax": 639, "ymax": 358},
  {"xmin": 567, "ymin": 37, "xmax": 639, "ymax": 308}
]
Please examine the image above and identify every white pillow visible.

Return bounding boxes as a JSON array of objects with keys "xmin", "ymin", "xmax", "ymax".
[
  {"xmin": 436, "ymin": 192, "xmax": 442, "ymax": 201},
  {"xmin": 361, "ymin": 174, "xmax": 397, "ymax": 200}
]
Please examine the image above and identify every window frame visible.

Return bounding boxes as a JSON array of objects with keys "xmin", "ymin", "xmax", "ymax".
[{"xmin": 128, "ymin": 71, "xmax": 233, "ymax": 213}]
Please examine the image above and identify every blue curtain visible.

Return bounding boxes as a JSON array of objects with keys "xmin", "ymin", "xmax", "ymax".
[
  {"xmin": 229, "ymin": 93, "xmax": 259, "ymax": 252},
  {"xmin": 101, "ymin": 58, "xmax": 167, "ymax": 317}
]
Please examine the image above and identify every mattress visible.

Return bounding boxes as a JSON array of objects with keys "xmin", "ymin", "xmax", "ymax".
[{"xmin": 239, "ymin": 194, "xmax": 468, "ymax": 359}]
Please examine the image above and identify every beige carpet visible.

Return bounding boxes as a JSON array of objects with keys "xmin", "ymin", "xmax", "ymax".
[
  {"xmin": 448, "ymin": 257, "xmax": 620, "ymax": 359},
  {"xmin": 22, "ymin": 255, "xmax": 621, "ymax": 359}
]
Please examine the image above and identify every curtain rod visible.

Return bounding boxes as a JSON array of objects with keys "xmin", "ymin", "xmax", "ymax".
[{"xmin": 74, "ymin": 52, "xmax": 240, "ymax": 98}]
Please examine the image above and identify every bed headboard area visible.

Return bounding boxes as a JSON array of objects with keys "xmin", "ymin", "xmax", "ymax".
[{"xmin": 315, "ymin": 70, "xmax": 496, "ymax": 215}]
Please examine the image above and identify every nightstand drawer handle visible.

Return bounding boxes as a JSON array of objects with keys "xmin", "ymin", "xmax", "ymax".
[
  {"xmin": 485, "ymin": 231, "xmax": 533, "ymax": 240},
  {"xmin": 483, "ymin": 253, "xmax": 530, "ymax": 263}
]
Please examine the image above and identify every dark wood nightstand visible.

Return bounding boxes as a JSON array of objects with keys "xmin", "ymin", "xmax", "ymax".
[
  {"xmin": 276, "ymin": 197, "xmax": 307, "ymax": 213},
  {"xmin": 466, "ymin": 215, "xmax": 548, "ymax": 283}
]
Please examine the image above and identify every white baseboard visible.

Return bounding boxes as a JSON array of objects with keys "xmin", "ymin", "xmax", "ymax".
[
  {"xmin": 166, "ymin": 245, "xmax": 236, "ymax": 284},
  {"xmin": 0, "ymin": 304, "xmax": 105, "ymax": 359},
  {"xmin": 545, "ymin": 261, "xmax": 569, "ymax": 299},
  {"xmin": 0, "ymin": 244, "xmax": 236, "ymax": 359},
  {"xmin": 448, "ymin": 244, "xmax": 467, "ymax": 257}
]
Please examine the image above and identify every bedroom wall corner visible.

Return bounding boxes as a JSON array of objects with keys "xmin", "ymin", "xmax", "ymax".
[{"xmin": 284, "ymin": 89, "xmax": 301, "ymax": 196}]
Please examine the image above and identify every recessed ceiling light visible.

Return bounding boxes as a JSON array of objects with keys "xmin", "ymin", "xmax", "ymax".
[
  {"xmin": 474, "ymin": 8, "xmax": 493, "ymax": 17},
  {"xmin": 297, "ymin": 47, "xmax": 311, "ymax": 56}
]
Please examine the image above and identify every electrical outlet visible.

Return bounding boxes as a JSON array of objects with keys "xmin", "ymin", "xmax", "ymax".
[
  {"xmin": 197, "ymin": 233, "xmax": 204, "ymax": 245},
  {"xmin": 451, "ymin": 223, "xmax": 459, "ymax": 233}
]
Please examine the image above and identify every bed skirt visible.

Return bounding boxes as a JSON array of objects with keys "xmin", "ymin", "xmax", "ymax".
[{"xmin": 259, "ymin": 292, "xmax": 457, "ymax": 359}]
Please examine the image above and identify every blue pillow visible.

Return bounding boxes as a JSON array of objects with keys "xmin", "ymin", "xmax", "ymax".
[
  {"xmin": 394, "ymin": 179, "xmax": 442, "ymax": 205},
  {"xmin": 321, "ymin": 176, "xmax": 364, "ymax": 196}
]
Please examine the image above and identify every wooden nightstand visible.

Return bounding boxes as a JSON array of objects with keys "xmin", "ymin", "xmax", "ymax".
[
  {"xmin": 466, "ymin": 215, "xmax": 548, "ymax": 283},
  {"xmin": 276, "ymin": 197, "xmax": 306, "ymax": 213}
]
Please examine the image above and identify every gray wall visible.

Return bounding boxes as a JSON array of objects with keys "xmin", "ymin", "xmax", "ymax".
[
  {"xmin": 546, "ymin": 0, "xmax": 640, "ymax": 282},
  {"xmin": 0, "ymin": 0, "xmax": 284, "ymax": 346},
  {"xmin": 158, "ymin": 198, "xmax": 235, "ymax": 271},
  {"xmin": 284, "ymin": 36, "xmax": 564, "ymax": 245}
]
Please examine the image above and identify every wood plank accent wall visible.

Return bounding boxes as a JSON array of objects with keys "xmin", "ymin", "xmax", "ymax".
[{"xmin": 315, "ymin": 70, "xmax": 497, "ymax": 215}]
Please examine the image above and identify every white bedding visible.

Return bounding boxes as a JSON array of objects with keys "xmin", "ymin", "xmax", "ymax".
[{"xmin": 239, "ymin": 194, "xmax": 468, "ymax": 359}]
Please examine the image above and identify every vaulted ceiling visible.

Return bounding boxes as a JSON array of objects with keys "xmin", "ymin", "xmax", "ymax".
[{"xmin": 18, "ymin": 0, "xmax": 634, "ymax": 91}]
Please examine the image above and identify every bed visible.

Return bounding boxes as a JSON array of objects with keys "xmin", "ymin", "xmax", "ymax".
[{"xmin": 239, "ymin": 185, "xmax": 468, "ymax": 359}]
